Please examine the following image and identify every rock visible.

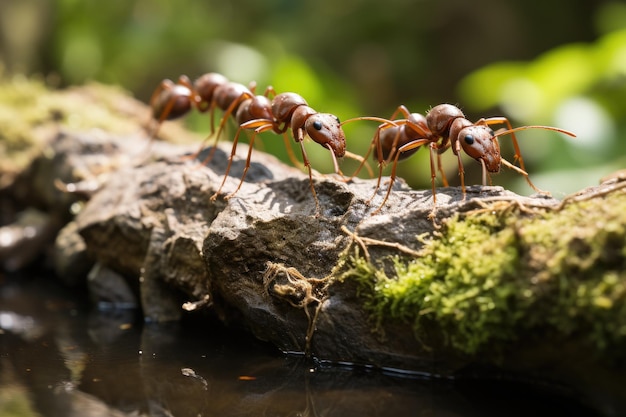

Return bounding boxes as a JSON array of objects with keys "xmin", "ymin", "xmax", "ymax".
[
  {"xmin": 64, "ymin": 123, "xmax": 558, "ymax": 371},
  {"xmin": 0, "ymin": 208, "xmax": 59, "ymax": 271},
  {"xmin": 66, "ymin": 120, "xmax": 625, "ymax": 413},
  {"xmin": 87, "ymin": 262, "xmax": 138, "ymax": 310},
  {"xmin": 54, "ymin": 220, "xmax": 92, "ymax": 287}
]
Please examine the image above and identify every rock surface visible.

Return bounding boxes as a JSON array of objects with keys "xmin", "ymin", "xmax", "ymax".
[{"xmin": 60, "ymin": 127, "xmax": 540, "ymax": 369}]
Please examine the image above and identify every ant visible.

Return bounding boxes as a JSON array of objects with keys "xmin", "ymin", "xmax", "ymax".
[
  {"xmin": 148, "ymin": 72, "xmax": 258, "ymax": 162},
  {"xmin": 149, "ymin": 73, "xmax": 227, "ymax": 136},
  {"xmin": 149, "ymin": 74, "xmax": 369, "ymax": 213},
  {"xmin": 343, "ymin": 103, "xmax": 576, "ymax": 214},
  {"xmin": 209, "ymin": 88, "xmax": 286, "ymax": 200},
  {"xmin": 212, "ymin": 90, "xmax": 368, "ymax": 213}
]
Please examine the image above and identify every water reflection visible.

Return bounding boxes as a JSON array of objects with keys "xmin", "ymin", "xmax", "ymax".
[{"xmin": 0, "ymin": 275, "xmax": 604, "ymax": 417}]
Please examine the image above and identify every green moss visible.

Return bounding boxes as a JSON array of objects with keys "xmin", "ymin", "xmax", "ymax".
[
  {"xmin": 341, "ymin": 190, "xmax": 626, "ymax": 356},
  {"xmin": 0, "ymin": 76, "xmax": 144, "ymax": 177}
]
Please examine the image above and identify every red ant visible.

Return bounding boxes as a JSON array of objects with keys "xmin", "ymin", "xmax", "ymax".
[
  {"xmin": 149, "ymin": 74, "xmax": 373, "ymax": 213},
  {"xmin": 209, "ymin": 89, "xmax": 285, "ymax": 199},
  {"xmin": 148, "ymin": 72, "xmax": 259, "ymax": 162},
  {"xmin": 149, "ymin": 73, "xmax": 227, "ymax": 136},
  {"xmin": 212, "ymin": 90, "xmax": 369, "ymax": 213},
  {"xmin": 343, "ymin": 103, "xmax": 576, "ymax": 214}
]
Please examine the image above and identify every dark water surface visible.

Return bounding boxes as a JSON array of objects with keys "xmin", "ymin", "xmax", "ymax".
[{"xmin": 0, "ymin": 274, "xmax": 605, "ymax": 417}]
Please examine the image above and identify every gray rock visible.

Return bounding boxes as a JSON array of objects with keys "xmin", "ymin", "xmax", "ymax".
[{"xmin": 69, "ymin": 127, "xmax": 554, "ymax": 373}]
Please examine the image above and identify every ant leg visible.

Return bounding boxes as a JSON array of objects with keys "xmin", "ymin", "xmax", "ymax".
[
  {"xmin": 368, "ymin": 128, "xmax": 387, "ymax": 201},
  {"xmin": 453, "ymin": 141, "xmax": 467, "ymax": 200},
  {"xmin": 225, "ymin": 132, "xmax": 259, "ymax": 200},
  {"xmin": 372, "ymin": 138, "xmax": 430, "ymax": 215},
  {"xmin": 184, "ymin": 101, "xmax": 220, "ymax": 163},
  {"xmin": 282, "ymin": 132, "xmax": 304, "ymax": 170},
  {"xmin": 210, "ymin": 121, "xmax": 275, "ymax": 200},
  {"xmin": 339, "ymin": 116, "xmax": 399, "ymax": 179},
  {"xmin": 210, "ymin": 126, "xmax": 244, "ymax": 201},
  {"xmin": 345, "ymin": 129, "xmax": 376, "ymax": 181},
  {"xmin": 200, "ymin": 96, "xmax": 249, "ymax": 166},
  {"xmin": 372, "ymin": 149, "xmax": 402, "ymax": 215},
  {"xmin": 429, "ymin": 144, "xmax": 439, "ymax": 205},
  {"xmin": 263, "ymin": 85, "xmax": 278, "ymax": 98},
  {"xmin": 381, "ymin": 107, "xmax": 413, "ymax": 167},
  {"xmin": 437, "ymin": 153, "xmax": 449, "ymax": 187},
  {"xmin": 388, "ymin": 105, "xmax": 412, "ymax": 121},
  {"xmin": 427, "ymin": 144, "xmax": 440, "ymax": 219},
  {"xmin": 297, "ymin": 136, "xmax": 321, "ymax": 215},
  {"xmin": 360, "ymin": 127, "xmax": 390, "ymax": 203},
  {"xmin": 501, "ymin": 158, "xmax": 550, "ymax": 195}
]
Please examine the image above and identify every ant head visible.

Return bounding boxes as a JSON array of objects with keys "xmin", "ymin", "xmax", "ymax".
[
  {"xmin": 459, "ymin": 125, "xmax": 501, "ymax": 173},
  {"xmin": 305, "ymin": 113, "xmax": 346, "ymax": 158}
]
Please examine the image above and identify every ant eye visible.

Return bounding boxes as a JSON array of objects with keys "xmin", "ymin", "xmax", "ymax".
[
  {"xmin": 313, "ymin": 120, "xmax": 323, "ymax": 131},
  {"xmin": 464, "ymin": 134, "xmax": 474, "ymax": 145},
  {"xmin": 335, "ymin": 116, "xmax": 340, "ymax": 123},
  {"xmin": 489, "ymin": 129, "xmax": 495, "ymax": 136}
]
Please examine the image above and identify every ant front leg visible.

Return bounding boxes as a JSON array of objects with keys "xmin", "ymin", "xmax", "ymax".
[
  {"xmin": 294, "ymin": 128, "xmax": 321, "ymax": 215},
  {"xmin": 451, "ymin": 138, "xmax": 468, "ymax": 200},
  {"xmin": 281, "ymin": 131, "xmax": 304, "ymax": 170}
]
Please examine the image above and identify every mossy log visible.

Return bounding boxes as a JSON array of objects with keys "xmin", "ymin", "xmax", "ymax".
[{"xmin": 1, "ymin": 78, "xmax": 625, "ymax": 414}]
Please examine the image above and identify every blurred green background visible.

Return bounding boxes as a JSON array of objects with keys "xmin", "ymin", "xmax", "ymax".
[{"xmin": 2, "ymin": 0, "xmax": 626, "ymax": 197}]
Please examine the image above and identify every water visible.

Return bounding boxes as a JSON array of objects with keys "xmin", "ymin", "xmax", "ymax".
[{"xmin": 0, "ymin": 274, "xmax": 605, "ymax": 417}]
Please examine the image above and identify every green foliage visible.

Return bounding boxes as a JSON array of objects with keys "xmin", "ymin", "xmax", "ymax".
[
  {"xmin": 458, "ymin": 25, "xmax": 626, "ymax": 195},
  {"xmin": 459, "ymin": 30, "xmax": 626, "ymax": 123}
]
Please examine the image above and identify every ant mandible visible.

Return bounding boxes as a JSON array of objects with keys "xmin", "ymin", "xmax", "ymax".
[{"xmin": 344, "ymin": 103, "xmax": 576, "ymax": 214}]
